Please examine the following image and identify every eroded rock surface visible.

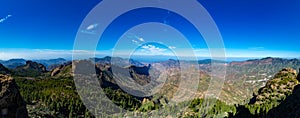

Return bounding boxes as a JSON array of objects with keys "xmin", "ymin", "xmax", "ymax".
[{"xmin": 0, "ymin": 74, "xmax": 28, "ymax": 118}]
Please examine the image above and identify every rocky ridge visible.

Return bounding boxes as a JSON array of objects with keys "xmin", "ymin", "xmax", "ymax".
[{"xmin": 0, "ymin": 74, "xmax": 28, "ymax": 118}]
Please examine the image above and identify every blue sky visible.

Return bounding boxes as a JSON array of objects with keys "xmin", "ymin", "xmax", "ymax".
[{"xmin": 0, "ymin": 0, "xmax": 300, "ymax": 60}]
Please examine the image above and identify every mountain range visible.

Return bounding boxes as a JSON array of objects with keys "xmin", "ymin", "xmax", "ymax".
[
  {"xmin": 0, "ymin": 58, "xmax": 67, "ymax": 70},
  {"xmin": 1, "ymin": 57, "xmax": 300, "ymax": 103},
  {"xmin": 1, "ymin": 56, "xmax": 300, "ymax": 117}
]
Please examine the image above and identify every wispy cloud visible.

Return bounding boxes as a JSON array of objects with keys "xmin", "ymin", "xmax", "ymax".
[
  {"xmin": 127, "ymin": 33, "xmax": 146, "ymax": 45},
  {"xmin": 80, "ymin": 23, "xmax": 99, "ymax": 34},
  {"xmin": 141, "ymin": 44, "xmax": 167, "ymax": 55},
  {"xmin": 0, "ymin": 14, "xmax": 12, "ymax": 23},
  {"xmin": 138, "ymin": 37, "xmax": 145, "ymax": 42},
  {"xmin": 131, "ymin": 39, "xmax": 139, "ymax": 45},
  {"xmin": 86, "ymin": 23, "xmax": 98, "ymax": 30}
]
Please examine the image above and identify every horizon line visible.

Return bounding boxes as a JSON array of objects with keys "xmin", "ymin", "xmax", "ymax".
[
  {"xmin": 0, "ymin": 55, "xmax": 299, "ymax": 62},
  {"xmin": 0, "ymin": 48, "xmax": 299, "ymax": 60}
]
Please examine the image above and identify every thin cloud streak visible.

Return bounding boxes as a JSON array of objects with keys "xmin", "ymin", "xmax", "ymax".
[
  {"xmin": 0, "ymin": 14, "xmax": 12, "ymax": 23},
  {"xmin": 131, "ymin": 40, "xmax": 139, "ymax": 45},
  {"xmin": 140, "ymin": 44, "xmax": 167, "ymax": 55}
]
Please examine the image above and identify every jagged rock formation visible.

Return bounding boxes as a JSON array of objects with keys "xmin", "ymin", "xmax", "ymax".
[
  {"xmin": 13, "ymin": 61, "xmax": 47, "ymax": 77},
  {"xmin": 51, "ymin": 65, "xmax": 63, "ymax": 76},
  {"xmin": 0, "ymin": 74, "xmax": 28, "ymax": 118},
  {"xmin": 127, "ymin": 64, "xmax": 151, "ymax": 76},
  {"xmin": 22, "ymin": 61, "xmax": 47, "ymax": 72},
  {"xmin": 266, "ymin": 84, "xmax": 300, "ymax": 118},
  {"xmin": 105, "ymin": 64, "xmax": 152, "ymax": 86},
  {"xmin": 234, "ymin": 68, "xmax": 300, "ymax": 117},
  {"xmin": 266, "ymin": 68, "xmax": 300, "ymax": 118},
  {"xmin": 50, "ymin": 61, "xmax": 72, "ymax": 77},
  {"xmin": 249, "ymin": 68, "xmax": 298, "ymax": 105}
]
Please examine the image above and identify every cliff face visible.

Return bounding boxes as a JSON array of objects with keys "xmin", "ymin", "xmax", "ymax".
[
  {"xmin": 50, "ymin": 61, "xmax": 72, "ymax": 77},
  {"xmin": 233, "ymin": 68, "xmax": 300, "ymax": 117},
  {"xmin": 249, "ymin": 68, "xmax": 298, "ymax": 105},
  {"xmin": 266, "ymin": 68, "xmax": 300, "ymax": 118},
  {"xmin": 0, "ymin": 74, "xmax": 28, "ymax": 118},
  {"xmin": 21, "ymin": 61, "xmax": 47, "ymax": 72}
]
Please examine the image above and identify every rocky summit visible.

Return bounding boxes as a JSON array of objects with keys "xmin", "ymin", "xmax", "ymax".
[
  {"xmin": 0, "ymin": 74, "xmax": 28, "ymax": 118},
  {"xmin": 12, "ymin": 61, "xmax": 47, "ymax": 77},
  {"xmin": 249, "ymin": 68, "xmax": 298, "ymax": 105},
  {"xmin": 266, "ymin": 68, "xmax": 300, "ymax": 118},
  {"xmin": 233, "ymin": 68, "xmax": 300, "ymax": 117}
]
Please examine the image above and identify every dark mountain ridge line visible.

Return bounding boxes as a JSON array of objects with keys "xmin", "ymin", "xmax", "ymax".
[
  {"xmin": 0, "ymin": 58, "xmax": 68, "ymax": 70},
  {"xmin": 229, "ymin": 57, "xmax": 300, "ymax": 66}
]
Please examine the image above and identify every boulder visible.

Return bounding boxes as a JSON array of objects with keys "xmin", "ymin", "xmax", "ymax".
[{"xmin": 0, "ymin": 74, "xmax": 28, "ymax": 118}]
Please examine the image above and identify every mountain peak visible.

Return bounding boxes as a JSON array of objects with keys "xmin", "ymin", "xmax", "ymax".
[
  {"xmin": 26, "ymin": 60, "xmax": 33, "ymax": 64},
  {"xmin": 13, "ymin": 61, "xmax": 47, "ymax": 77},
  {"xmin": 249, "ymin": 68, "xmax": 298, "ymax": 105}
]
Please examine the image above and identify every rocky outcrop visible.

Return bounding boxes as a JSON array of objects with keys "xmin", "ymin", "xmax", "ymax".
[
  {"xmin": 50, "ymin": 62, "xmax": 72, "ymax": 77},
  {"xmin": 266, "ymin": 84, "xmax": 300, "ymax": 118},
  {"xmin": 127, "ymin": 64, "xmax": 151, "ymax": 76},
  {"xmin": 0, "ymin": 74, "xmax": 28, "ymax": 118},
  {"xmin": 249, "ymin": 68, "xmax": 298, "ymax": 105},
  {"xmin": 23, "ymin": 61, "xmax": 47, "ymax": 72},
  {"xmin": 266, "ymin": 68, "xmax": 300, "ymax": 118},
  {"xmin": 233, "ymin": 68, "xmax": 300, "ymax": 117},
  {"xmin": 51, "ymin": 65, "xmax": 64, "ymax": 76},
  {"xmin": 13, "ymin": 61, "xmax": 47, "ymax": 77}
]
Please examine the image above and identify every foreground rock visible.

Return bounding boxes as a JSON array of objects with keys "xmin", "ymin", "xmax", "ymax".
[
  {"xmin": 266, "ymin": 68, "xmax": 300, "ymax": 118},
  {"xmin": 0, "ymin": 74, "xmax": 28, "ymax": 118},
  {"xmin": 249, "ymin": 68, "xmax": 298, "ymax": 105},
  {"xmin": 234, "ymin": 68, "xmax": 300, "ymax": 117}
]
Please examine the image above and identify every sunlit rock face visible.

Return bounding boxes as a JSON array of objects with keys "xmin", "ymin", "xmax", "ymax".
[{"xmin": 0, "ymin": 74, "xmax": 28, "ymax": 118}]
